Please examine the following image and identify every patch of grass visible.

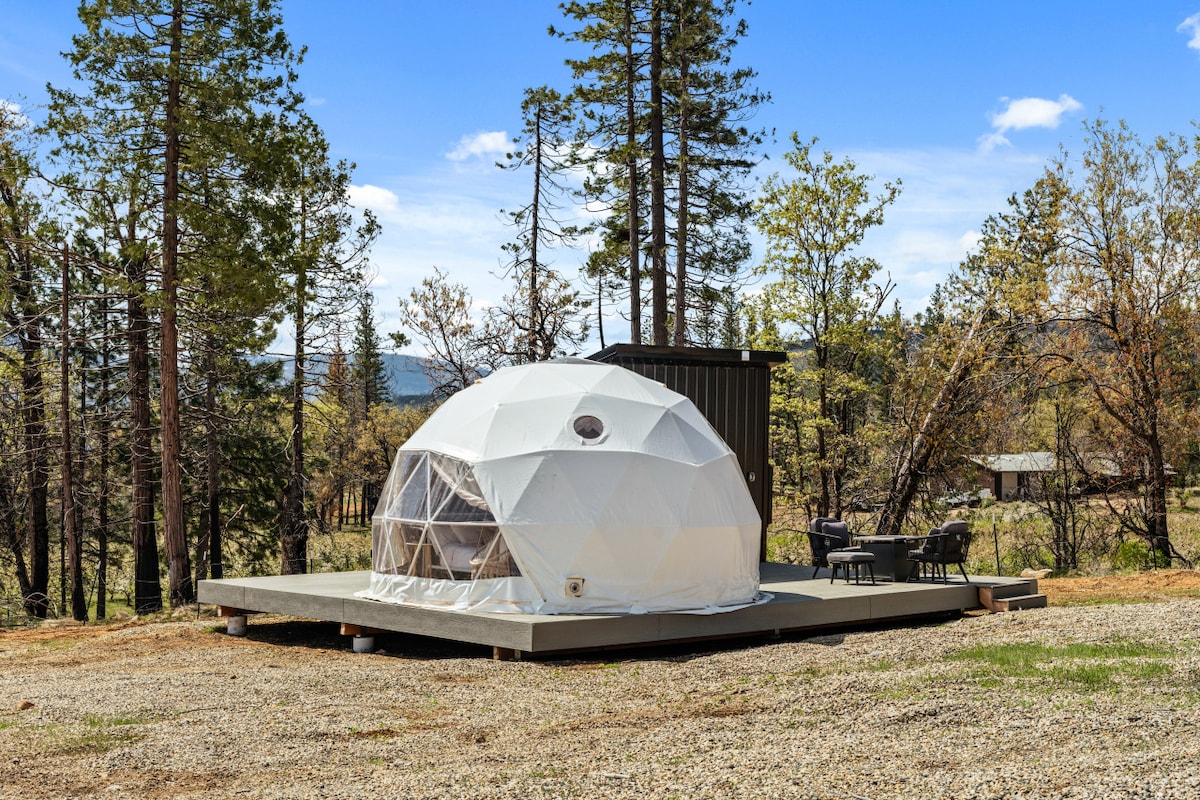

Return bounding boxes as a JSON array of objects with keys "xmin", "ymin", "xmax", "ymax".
[
  {"xmin": 82, "ymin": 713, "xmax": 151, "ymax": 728},
  {"xmin": 33, "ymin": 637, "xmax": 81, "ymax": 651},
  {"xmin": 1061, "ymin": 642, "xmax": 1172, "ymax": 659},
  {"xmin": 953, "ymin": 640, "xmax": 1168, "ymax": 665},
  {"xmin": 56, "ymin": 729, "xmax": 143, "ymax": 756},
  {"xmin": 947, "ymin": 640, "xmax": 1174, "ymax": 692},
  {"xmin": 1046, "ymin": 661, "xmax": 1118, "ymax": 687},
  {"xmin": 16, "ymin": 713, "xmax": 154, "ymax": 759},
  {"xmin": 30, "ymin": 721, "xmax": 146, "ymax": 757}
]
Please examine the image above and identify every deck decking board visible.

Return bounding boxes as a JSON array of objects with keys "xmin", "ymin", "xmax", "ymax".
[{"xmin": 197, "ymin": 565, "xmax": 1035, "ymax": 656}]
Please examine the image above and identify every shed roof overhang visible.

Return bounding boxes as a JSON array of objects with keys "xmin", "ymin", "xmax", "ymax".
[{"xmin": 589, "ymin": 344, "xmax": 788, "ymax": 368}]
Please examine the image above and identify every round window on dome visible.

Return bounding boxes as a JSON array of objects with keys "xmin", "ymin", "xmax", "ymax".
[{"xmin": 572, "ymin": 414, "xmax": 605, "ymax": 442}]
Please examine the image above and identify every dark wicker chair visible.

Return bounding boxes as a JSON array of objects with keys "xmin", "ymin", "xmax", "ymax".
[
  {"xmin": 907, "ymin": 528, "xmax": 939, "ymax": 581},
  {"xmin": 807, "ymin": 518, "xmax": 857, "ymax": 578},
  {"xmin": 908, "ymin": 520, "xmax": 971, "ymax": 583}
]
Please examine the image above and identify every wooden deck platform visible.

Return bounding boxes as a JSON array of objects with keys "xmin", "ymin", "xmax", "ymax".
[{"xmin": 197, "ymin": 564, "xmax": 1038, "ymax": 658}]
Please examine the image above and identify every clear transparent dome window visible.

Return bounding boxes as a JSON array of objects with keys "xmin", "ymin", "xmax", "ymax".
[{"xmin": 371, "ymin": 451, "xmax": 519, "ymax": 580}]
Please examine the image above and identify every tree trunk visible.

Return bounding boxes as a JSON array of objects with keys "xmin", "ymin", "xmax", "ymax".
[
  {"xmin": 127, "ymin": 247, "xmax": 162, "ymax": 614},
  {"xmin": 281, "ymin": 190, "xmax": 309, "ymax": 575},
  {"xmin": 279, "ymin": 345, "xmax": 307, "ymax": 575},
  {"xmin": 18, "ymin": 278, "xmax": 49, "ymax": 618},
  {"xmin": 96, "ymin": 305, "xmax": 112, "ymax": 619},
  {"xmin": 529, "ymin": 100, "xmax": 543, "ymax": 362},
  {"xmin": 0, "ymin": 481, "xmax": 32, "ymax": 601},
  {"xmin": 649, "ymin": 0, "xmax": 668, "ymax": 345},
  {"xmin": 159, "ymin": 0, "xmax": 193, "ymax": 606},
  {"xmin": 197, "ymin": 341, "xmax": 221, "ymax": 582},
  {"xmin": 672, "ymin": 0, "xmax": 688, "ymax": 346},
  {"xmin": 624, "ymin": 0, "xmax": 641, "ymax": 344},
  {"xmin": 61, "ymin": 245, "xmax": 87, "ymax": 621},
  {"xmin": 816, "ymin": 353, "xmax": 831, "ymax": 518},
  {"xmin": 1145, "ymin": 431, "xmax": 1171, "ymax": 564}
]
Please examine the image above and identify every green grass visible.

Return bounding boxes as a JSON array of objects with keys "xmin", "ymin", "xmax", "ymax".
[
  {"xmin": 82, "ymin": 713, "xmax": 151, "ymax": 728},
  {"xmin": 947, "ymin": 640, "xmax": 1175, "ymax": 692},
  {"xmin": 26, "ymin": 719, "xmax": 147, "ymax": 758}
]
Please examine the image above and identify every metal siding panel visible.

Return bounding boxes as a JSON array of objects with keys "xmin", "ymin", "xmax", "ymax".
[{"xmin": 590, "ymin": 352, "xmax": 775, "ymax": 555}]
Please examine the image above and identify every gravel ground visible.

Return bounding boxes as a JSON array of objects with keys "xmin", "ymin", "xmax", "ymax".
[{"xmin": 2, "ymin": 599, "xmax": 1199, "ymax": 800}]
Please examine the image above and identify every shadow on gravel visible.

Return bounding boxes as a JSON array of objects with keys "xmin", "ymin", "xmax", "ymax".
[
  {"xmin": 233, "ymin": 609, "xmax": 962, "ymax": 665},
  {"xmin": 235, "ymin": 619, "xmax": 492, "ymax": 660},
  {"xmin": 537, "ymin": 610, "xmax": 963, "ymax": 666}
]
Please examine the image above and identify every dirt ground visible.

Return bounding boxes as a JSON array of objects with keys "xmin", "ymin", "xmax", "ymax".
[
  {"xmin": 3, "ymin": 571, "xmax": 1200, "ymax": 799},
  {"xmin": 1039, "ymin": 568, "xmax": 1200, "ymax": 605}
]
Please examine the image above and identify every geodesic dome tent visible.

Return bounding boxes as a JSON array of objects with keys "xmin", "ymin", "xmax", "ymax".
[{"xmin": 356, "ymin": 358, "xmax": 761, "ymax": 614}]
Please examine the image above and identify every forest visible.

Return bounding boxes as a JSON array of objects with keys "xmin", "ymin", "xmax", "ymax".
[{"xmin": 3, "ymin": 0, "xmax": 1199, "ymax": 623}]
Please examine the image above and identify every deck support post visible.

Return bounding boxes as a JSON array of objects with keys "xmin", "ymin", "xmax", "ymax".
[
  {"xmin": 215, "ymin": 606, "xmax": 249, "ymax": 636},
  {"xmin": 341, "ymin": 623, "xmax": 381, "ymax": 653},
  {"xmin": 492, "ymin": 646, "xmax": 521, "ymax": 661}
]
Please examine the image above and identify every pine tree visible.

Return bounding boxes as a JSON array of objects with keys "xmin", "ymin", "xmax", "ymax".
[
  {"xmin": 665, "ymin": 0, "xmax": 766, "ymax": 344},
  {"xmin": 556, "ymin": 0, "xmax": 765, "ymax": 345},
  {"xmin": 493, "ymin": 87, "xmax": 588, "ymax": 363},
  {"xmin": 556, "ymin": 0, "xmax": 650, "ymax": 342},
  {"xmin": 0, "ymin": 104, "xmax": 51, "ymax": 616},
  {"xmin": 351, "ymin": 292, "xmax": 391, "ymax": 412},
  {"xmin": 276, "ymin": 116, "xmax": 377, "ymax": 574},
  {"xmin": 47, "ymin": 0, "xmax": 303, "ymax": 606},
  {"xmin": 349, "ymin": 293, "xmax": 391, "ymax": 524}
]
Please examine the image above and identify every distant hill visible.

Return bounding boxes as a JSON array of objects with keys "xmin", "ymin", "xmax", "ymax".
[
  {"xmin": 378, "ymin": 353, "xmax": 438, "ymax": 401},
  {"xmin": 276, "ymin": 352, "xmax": 435, "ymax": 403}
]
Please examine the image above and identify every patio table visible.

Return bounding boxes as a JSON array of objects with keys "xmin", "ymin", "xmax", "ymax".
[{"xmin": 852, "ymin": 535, "xmax": 924, "ymax": 581}]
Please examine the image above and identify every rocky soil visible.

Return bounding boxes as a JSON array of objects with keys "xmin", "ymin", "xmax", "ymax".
[{"xmin": 2, "ymin": 573, "xmax": 1200, "ymax": 800}]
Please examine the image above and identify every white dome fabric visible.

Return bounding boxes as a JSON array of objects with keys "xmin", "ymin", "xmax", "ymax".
[{"xmin": 356, "ymin": 358, "xmax": 761, "ymax": 614}]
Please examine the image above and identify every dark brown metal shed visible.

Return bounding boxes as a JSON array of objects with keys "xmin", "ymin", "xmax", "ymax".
[{"xmin": 588, "ymin": 344, "xmax": 786, "ymax": 560}]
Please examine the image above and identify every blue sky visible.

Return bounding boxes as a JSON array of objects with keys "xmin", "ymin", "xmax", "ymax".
[{"xmin": 5, "ymin": 1, "xmax": 1200, "ymax": 352}]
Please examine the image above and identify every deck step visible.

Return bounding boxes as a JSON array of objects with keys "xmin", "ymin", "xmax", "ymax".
[
  {"xmin": 983, "ymin": 592, "xmax": 1047, "ymax": 612},
  {"xmin": 978, "ymin": 583, "xmax": 1044, "ymax": 611},
  {"xmin": 977, "ymin": 581, "xmax": 1040, "ymax": 611}
]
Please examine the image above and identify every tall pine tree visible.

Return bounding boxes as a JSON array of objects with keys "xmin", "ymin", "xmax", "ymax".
[{"xmin": 48, "ymin": 0, "xmax": 303, "ymax": 603}]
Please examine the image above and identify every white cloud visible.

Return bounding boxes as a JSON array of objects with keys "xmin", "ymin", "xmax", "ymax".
[
  {"xmin": 979, "ymin": 94, "xmax": 1082, "ymax": 152},
  {"xmin": 349, "ymin": 183, "xmax": 402, "ymax": 215},
  {"xmin": 0, "ymin": 99, "xmax": 29, "ymax": 129},
  {"xmin": 1179, "ymin": 13, "xmax": 1200, "ymax": 50},
  {"xmin": 978, "ymin": 131, "xmax": 1011, "ymax": 153},
  {"xmin": 958, "ymin": 229, "xmax": 982, "ymax": 254},
  {"xmin": 445, "ymin": 130, "xmax": 509, "ymax": 162}
]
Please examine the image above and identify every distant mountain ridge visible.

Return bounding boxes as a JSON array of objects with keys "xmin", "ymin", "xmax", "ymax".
[{"xmin": 276, "ymin": 352, "xmax": 435, "ymax": 402}]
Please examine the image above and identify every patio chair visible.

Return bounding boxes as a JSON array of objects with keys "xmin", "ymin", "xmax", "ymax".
[
  {"xmin": 807, "ymin": 518, "xmax": 858, "ymax": 578},
  {"xmin": 908, "ymin": 520, "xmax": 971, "ymax": 583},
  {"xmin": 906, "ymin": 528, "xmax": 940, "ymax": 581}
]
